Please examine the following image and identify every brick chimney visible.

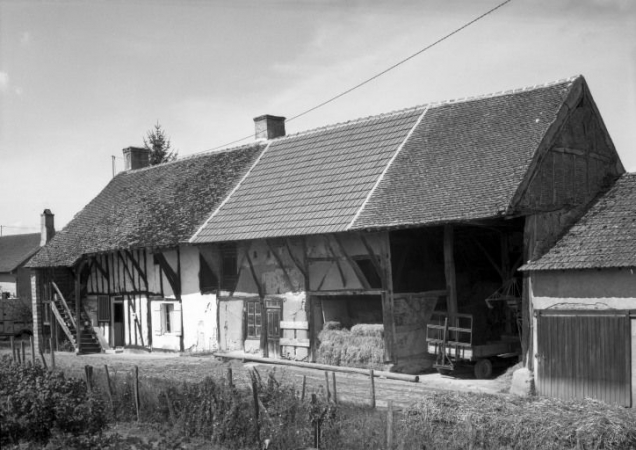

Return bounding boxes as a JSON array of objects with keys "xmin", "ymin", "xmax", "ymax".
[
  {"xmin": 40, "ymin": 209, "xmax": 55, "ymax": 246},
  {"xmin": 123, "ymin": 146, "xmax": 150, "ymax": 170},
  {"xmin": 253, "ymin": 115, "xmax": 286, "ymax": 140}
]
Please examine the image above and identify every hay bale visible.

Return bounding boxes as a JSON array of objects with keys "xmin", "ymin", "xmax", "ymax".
[
  {"xmin": 323, "ymin": 321, "xmax": 343, "ymax": 331},
  {"xmin": 317, "ymin": 324, "xmax": 385, "ymax": 369},
  {"xmin": 350, "ymin": 324, "xmax": 383, "ymax": 338}
]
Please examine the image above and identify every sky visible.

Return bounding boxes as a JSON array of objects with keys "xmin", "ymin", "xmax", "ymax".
[{"xmin": 1, "ymin": 0, "xmax": 635, "ymax": 235}]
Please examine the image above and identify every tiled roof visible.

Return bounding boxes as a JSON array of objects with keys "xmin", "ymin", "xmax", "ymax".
[
  {"xmin": 0, "ymin": 233, "xmax": 41, "ymax": 273},
  {"xmin": 352, "ymin": 78, "xmax": 577, "ymax": 229},
  {"xmin": 522, "ymin": 173, "xmax": 636, "ymax": 271},
  {"xmin": 191, "ymin": 107, "xmax": 426, "ymax": 242},
  {"xmin": 192, "ymin": 77, "xmax": 580, "ymax": 243},
  {"xmin": 29, "ymin": 143, "xmax": 264, "ymax": 268}
]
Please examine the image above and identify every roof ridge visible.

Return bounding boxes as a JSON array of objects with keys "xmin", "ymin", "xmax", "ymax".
[
  {"xmin": 276, "ymin": 75, "xmax": 581, "ymax": 141},
  {"xmin": 122, "ymin": 141, "xmax": 264, "ymax": 174}
]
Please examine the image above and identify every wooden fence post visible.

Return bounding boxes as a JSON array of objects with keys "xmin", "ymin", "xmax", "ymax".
[
  {"xmin": 250, "ymin": 369, "xmax": 261, "ymax": 447},
  {"xmin": 104, "ymin": 365, "xmax": 114, "ymax": 415},
  {"xmin": 387, "ymin": 400, "xmax": 394, "ymax": 450},
  {"xmin": 369, "ymin": 369, "xmax": 376, "ymax": 409},
  {"xmin": 49, "ymin": 337, "xmax": 55, "ymax": 370},
  {"xmin": 301, "ymin": 375, "xmax": 306, "ymax": 401},
  {"xmin": 30, "ymin": 336, "xmax": 35, "ymax": 365},
  {"xmin": 324, "ymin": 371, "xmax": 331, "ymax": 401},
  {"xmin": 164, "ymin": 390, "xmax": 176, "ymax": 425},
  {"xmin": 312, "ymin": 393, "xmax": 320, "ymax": 449},
  {"xmin": 39, "ymin": 349, "xmax": 48, "ymax": 370},
  {"xmin": 10, "ymin": 336, "xmax": 15, "ymax": 362},
  {"xmin": 133, "ymin": 365, "xmax": 140, "ymax": 422},
  {"xmin": 226, "ymin": 367, "xmax": 233, "ymax": 387},
  {"xmin": 21, "ymin": 340, "xmax": 25, "ymax": 365},
  {"xmin": 332, "ymin": 372, "xmax": 338, "ymax": 404},
  {"xmin": 85, "ymin": 365, "xmax": 94, "ymax": 392}
]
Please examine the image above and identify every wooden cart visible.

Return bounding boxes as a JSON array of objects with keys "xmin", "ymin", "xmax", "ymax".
[{"xmin": 426, "ymin": 312, "xmax": 520, "ymax": 379}]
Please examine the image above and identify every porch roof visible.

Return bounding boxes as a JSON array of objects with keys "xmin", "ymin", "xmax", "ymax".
[
  {"xmin": 28, "ymin": 143, "xmax": 264, "ymax": 268},
  {"xmin": 522, "ymin": 172, "xmax": 636, "ymax": 271}
]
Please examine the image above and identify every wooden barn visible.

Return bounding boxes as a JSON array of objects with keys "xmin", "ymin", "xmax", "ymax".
[
  {"xmin": 29, "ymin": 75, "xmax": 625, "ymax": 378},
  {"xmin": 522, "ymin": 172, "xmax": 636, "ymax": 407}
]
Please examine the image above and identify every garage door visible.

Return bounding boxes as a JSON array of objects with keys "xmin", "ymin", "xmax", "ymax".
[{"xmin": 536, "ymin": 310, "xmax": 632, "ymax": 407}]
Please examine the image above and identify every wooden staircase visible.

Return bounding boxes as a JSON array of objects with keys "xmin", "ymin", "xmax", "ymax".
[{"xmin": 51, "ymin": 282, "xmax": 102, "ymax": 354}]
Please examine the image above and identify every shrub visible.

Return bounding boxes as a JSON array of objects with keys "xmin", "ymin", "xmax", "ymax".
[{"xmin": 0, "ymin": 356, "xmax": 107, "ymax": 446}]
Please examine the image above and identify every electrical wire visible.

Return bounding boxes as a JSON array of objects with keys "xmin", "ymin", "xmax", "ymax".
[{"xmin": 199, "ymin": 0, "xmax": 513, "ymax": 153}]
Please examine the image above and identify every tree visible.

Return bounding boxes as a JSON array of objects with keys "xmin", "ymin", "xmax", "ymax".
[{"xmin": 143, "ymin": 122, "xmax": 178, "ymax": 165}]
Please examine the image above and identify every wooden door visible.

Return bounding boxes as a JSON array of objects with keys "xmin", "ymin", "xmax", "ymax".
[
  {"xmin": 267, "ymin": 308, "xmax": 281, "ymax": 359},
  {"xmin": 537, "ymin": 311, "xmax": 631, "ymax": 407}
]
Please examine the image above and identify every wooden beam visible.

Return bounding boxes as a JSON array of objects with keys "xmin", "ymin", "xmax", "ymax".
[
  {"xmin": 323, "ymin": 236, "xmax": 347, "ymax": 288},
  {"xmin": 358, "ymin": 234, "xmax": 383, "ymax": 285},
  {"xmin": 443, "ymin": 225, "xmax": 458, "ymax": 316},
  {"xmin": 266, "ymin": 239, "xmax": 295, "ymax": 292},
  {"xmin": 284, "ymin": 238, "xmax": 307, "ymax": 279},
  {"xmin": 154, "ymin": 252, "xmax": 181, "ymax": 299},
  {"xmin": 332, "ymin": 234, "xmax": 372, "ymax": 290},
  {"xmin": 75, "ymin": 258, "xmax": 87, "ymax": 354},
  {"xmin": 125, "ymin": 249, "xmax": 149, "ymax": 291}
]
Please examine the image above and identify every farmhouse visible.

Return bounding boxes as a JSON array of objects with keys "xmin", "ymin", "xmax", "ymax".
[
  {"xmin": 522, "ymin": 172, "xmax": 636, "ymax": 407},
  {"xmin": 29, "ymin": 76, "xmax": 624, "ymax": 380}
]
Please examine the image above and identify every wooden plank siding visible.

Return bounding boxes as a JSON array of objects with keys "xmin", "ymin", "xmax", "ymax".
[{"xmin": 537, "ymin": 311, "xmax": 631, "ymax": 407}]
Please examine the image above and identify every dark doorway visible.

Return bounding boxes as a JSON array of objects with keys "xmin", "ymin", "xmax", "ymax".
[{"xmin": 113, "ymin": 301, "xmax": 125, "ymax": 347}]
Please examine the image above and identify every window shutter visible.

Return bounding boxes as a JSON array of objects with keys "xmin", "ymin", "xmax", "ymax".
[
  {"xmin": 151, "ymin": 302, "xmax": 162, "ymax": 336},
  {"xmin": 172, "ymin": 303, "xmax": 182, "ymax": 336},
  {"xmin": 97, "ymin": 296, "xmax": 111, "ymax": 322}
]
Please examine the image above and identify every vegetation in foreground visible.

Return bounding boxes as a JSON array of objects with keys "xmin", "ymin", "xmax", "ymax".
[{"xmin": 1, "ymin": 355, "xmax": 635, "ymax": 449}]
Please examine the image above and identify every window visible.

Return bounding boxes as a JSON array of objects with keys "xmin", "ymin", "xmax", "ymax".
[
  {"xmin": 246, "ymin": 300, "xmax": 262, "ymax": 338},
  {"xmin": 220, "ymin": 244, "xmax": 238, "ymax": 292},
  {"xmin": 97, "ymin": 295, "xmax": 110, "ymax": 322},
  {"xmin": 151, "ymin": 301, "xmax": 182, "ymax": 336},
  {"xmin": 199, "ymin": 254, "xmax": 218, "ymax": 294}
]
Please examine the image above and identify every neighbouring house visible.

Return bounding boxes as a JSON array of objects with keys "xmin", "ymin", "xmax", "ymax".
[
  {"xmin": 521, "ymin": 172, "xmax": 636, "ymax": 407},
  {"xmin": 0, "ymin": 210, "xmax": 55, "ymax": 336},
  {"xmin": 29, "ymin": 76, "xmax": 624, "ymax": 381}
]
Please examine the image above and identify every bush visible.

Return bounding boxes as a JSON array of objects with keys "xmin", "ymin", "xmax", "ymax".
[{"xmin": 0, "ymin": 356, "xmax": 107, "ymax": 446}]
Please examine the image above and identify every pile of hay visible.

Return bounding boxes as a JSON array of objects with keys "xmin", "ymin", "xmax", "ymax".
[{"xmin": 317, "ymin": 324, "xmax": 385, "ymax": 370}]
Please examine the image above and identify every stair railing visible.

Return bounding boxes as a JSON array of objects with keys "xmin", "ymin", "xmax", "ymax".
[
  {"xmin": 51, "ymin": 281, "xmax": 77, "ymax": 330},
  {"xmin": 50, "ymin": 300, "xmax": 77, "ymax": 351}
]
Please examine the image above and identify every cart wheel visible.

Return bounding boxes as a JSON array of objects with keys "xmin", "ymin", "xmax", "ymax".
[{"xmin": 474, "ymin": 359, "xmax": 493, "ymax": 379}]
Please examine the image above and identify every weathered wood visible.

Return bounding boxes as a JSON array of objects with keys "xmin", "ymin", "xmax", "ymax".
[
  {"xmin": 280, "ymin": 338, "xmax": 311, "ymax": 348},
  {"xmin": 324, "ymin": 371, "xmax": 331, "ymax": 401},
  {"xmin": 369, "ymin": 369, "xmax": 376, "ymax": 409},
  {"xmin": 358, "ymin": 234, "xmax": 383, "ymax": 283},
  {"xmin": 92, "ymin": 256, "xmax": 109, "ymax": 281},
  {"xmin": 266, "ymin": 239, "xmax": 295, "ymax": 292},
  {"xmin": 301, "ymin": 374, "xmax": 307, "ymax": 401},
  {"xmin": 280, "ymin": 321, "xmax": 309, "ymax": 330},
  {"xmin": 39, "ymin": 350, "xmax": 48, "ymax": 370},
  {"xmin": 332, "ymin": 372, "xmax": 338, "ymax": 404},
  {"xmin": 10, "ymin": 336, "xmax": 15, "ymax": 362},
  {"xmin": 30, "ymin": 336, "xmax": 35, "ymax": 365},
  {"xmin": 249, "ymin": 369, "xmax": 261, "ymax": 446},
  {"xmin": 50, "ymin": 300, "xmax": 76, "ymax": 349},
  {"xmin": 51, "ymin": 281, "xmax": 77, "ymax": 330},
  {"xmin": 104, "ymin": 365, "xmax": 114, "ymax": 414},
  {"xmin": 49, "ymin": 337, "xmax": 55, "ymax": 370},
  {"xmin": 133, "ymin": 365, "xmax": 140, "ymax": 421},
  {"xmin": 226, "ymin": 367, "xmax": 233, "ymax": 387},
  {"xmin": 74, "ymin": 259, "xmax": 86, "ymax": 354},
  {"xmin": 324, "ymin": 236, "xmax": 347, "ymax": 287},
  {"xmin": 154, "ymin": 252, "xmax": 181, "ymax": 299},
  {"xmin": 125, "ymin": 249, "xmax": 148, "ymax": 290},
  {"xmin": 308, "ymin": 289, "xmax": 385, "ymax": 296},
  {"xmin": 332, "ymin": 234, "xmax": 372, "ymax": 290},
  {"xmin": 284, "ymin": 238, "xmax": 307, "ymax": 279},
  {"xmin": 85, "ymin": 365, "xmax": 94, "ymax": 392},
  {"xmin": 387, "ymin": 400, "xmax": 394, "ymax": 449},
  {"xmin": 443, "ymin": 225, "xmax": 458, "ymax": 316},
  {"xmin": 213, "ymin": 352, "xmax": 420, "ymax": 382}
]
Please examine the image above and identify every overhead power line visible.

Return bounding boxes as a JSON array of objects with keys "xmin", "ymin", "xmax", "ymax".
[{"xmin": 199, "ymin": 0, "xmax": 514, "ymax": 153}]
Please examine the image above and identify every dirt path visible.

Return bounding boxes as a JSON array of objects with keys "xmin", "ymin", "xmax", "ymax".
[{"xmin": 1, "ymin": 346, "xmax": 510, "ymax": 410}]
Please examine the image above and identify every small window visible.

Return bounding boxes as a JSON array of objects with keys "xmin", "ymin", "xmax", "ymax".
[
  {"xmin": 220, "ymin": 244, "xmax": 238, "ymax": 291},
  {"xmin": 151, "ymin": 301, "xmax": 182, "ymax": 336},
  {"xmin": 163, "ymin": 303, "xmax": 175, "ymax": 333},
  {"xmin": 246, "ymin": 300, "xmax": 262, "ymax": 338},
  {"xmin": 199, "ymin": 254, "xmax": 218, "ymax": 294},
  {"xmin": 97, "ymin": 295, "xmax": 111, "ymax": 322}
]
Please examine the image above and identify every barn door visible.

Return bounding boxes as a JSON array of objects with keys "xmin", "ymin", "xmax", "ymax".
[{"xmin": 536, "ymin": 311, "xmax": 631, "ymax": 407}]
